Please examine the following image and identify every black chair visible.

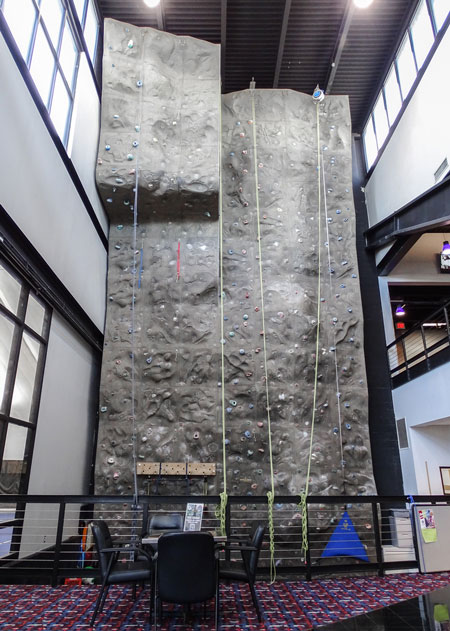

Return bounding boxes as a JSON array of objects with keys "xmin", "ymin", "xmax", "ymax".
[
  {"xmin": 148, "ymin": 512, "xmax": 184, "ymax": 532},
  {"xmin": 90, "ymin": 520, "xmax": 153, "ymax": 626},
  {"xmin": 219, "ymin": 524, "xmax": 266, "ymax": 622},
  {"xmin": 153, "ymin": 531, "xmax": 220, "ymax": 629}
]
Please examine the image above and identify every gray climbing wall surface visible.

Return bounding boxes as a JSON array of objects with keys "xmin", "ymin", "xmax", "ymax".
[{"xmin": 95, "ymin": 20, "xmax": 376, "ymax": 501}]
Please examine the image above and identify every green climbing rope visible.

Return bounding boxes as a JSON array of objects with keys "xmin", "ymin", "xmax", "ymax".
[
  {"xmin": 217, "ymin": 77, "xmax": 228, "ymax": 537},
  {"xmin": 299, "ymin": 100, "xmax": 323, "ymax": 556},
  {"xmin": 251, "ymin": 90, "xmax": 277, "ymax": 583}
]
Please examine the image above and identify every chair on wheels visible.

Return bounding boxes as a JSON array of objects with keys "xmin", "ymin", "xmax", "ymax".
[
  {"xmin": 153, "ymin": 531, "xmax": 220, "ymax": 630},
  {"xmin": 219, "ymin": 524, "xmax": 266, "ymax": 622},
  {"xmin": 90, "ymin": 520, "xmax": 153, "ymax": 626}
]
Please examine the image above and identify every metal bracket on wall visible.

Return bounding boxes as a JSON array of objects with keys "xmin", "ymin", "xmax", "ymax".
[{"xmin": 136, "ymin": 462, "xmax": 216, "ymax": 476}]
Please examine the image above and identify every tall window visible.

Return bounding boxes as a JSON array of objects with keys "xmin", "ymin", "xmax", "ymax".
[
  {"xmin": 363, "ymin": 0, "xmax": 450, "ymax": 170},
  {"xmin": 0, "ymin": 0, "xmax": 100, "ymax": 146},
  {"xmin": 0, "ymin": 262, "xmax": 50, "ymax": 495}
]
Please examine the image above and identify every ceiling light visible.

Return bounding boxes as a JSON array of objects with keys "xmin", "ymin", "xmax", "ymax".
[
  {"xmin": 442, "ymin": 240, "xmax": 450, "ymax": 254},
  {"xmin": 395, "ymin": 305, "xmax": 406, "ymax": 317},
  {"xmin": 353, "ymin": 0, "xmax": 374, "ymax": 8},
  {"xmin": 143, "ymin": 0, "xmax": 160, "ymax": 8}
]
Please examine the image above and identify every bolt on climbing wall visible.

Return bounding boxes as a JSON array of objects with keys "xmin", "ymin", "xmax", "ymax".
[{"xmin": 95, "ymin": 20, "xmax": 376, "ymax": 499}]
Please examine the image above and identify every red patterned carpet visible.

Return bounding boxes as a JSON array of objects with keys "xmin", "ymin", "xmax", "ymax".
[{"xmin": 0, "ymin": 573, "xmax": 449, "ymax": 630}]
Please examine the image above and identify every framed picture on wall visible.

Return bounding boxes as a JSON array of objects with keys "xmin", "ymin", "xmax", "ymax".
[{"xmin": 439, "ymin": 467, "xmax": 450, "ymax": 495}]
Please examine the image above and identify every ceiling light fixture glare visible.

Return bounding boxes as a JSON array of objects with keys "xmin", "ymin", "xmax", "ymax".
[
  {"xmin": 143, "ymin": 0, "xmax": 161, "ymax": 8},
  {"xmin": 353, "ymin": 0, "xmax": 374, "ymax": 8}
]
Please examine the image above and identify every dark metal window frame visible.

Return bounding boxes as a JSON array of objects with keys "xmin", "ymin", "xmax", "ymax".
[
  {"xmin": 362, "ymin": 0, "xmax": 449, "ymax": 173},
  {"xmin": 0, "ymin": 259, "xmax": 52, "ymax": 496},
  {"xmin": 0, "ymin": 0, "xmax": 101, "ymax": 146}
]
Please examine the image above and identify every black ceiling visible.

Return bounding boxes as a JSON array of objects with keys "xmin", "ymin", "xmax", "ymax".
[{"xmin": 96, "ymin": 0, "xmax": 417, "ymax": 132}]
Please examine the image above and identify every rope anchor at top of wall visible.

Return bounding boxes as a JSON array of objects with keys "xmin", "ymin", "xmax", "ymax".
[{"xmin": 312, "ymin": 84, "xmax": 325, "ymax": 103}]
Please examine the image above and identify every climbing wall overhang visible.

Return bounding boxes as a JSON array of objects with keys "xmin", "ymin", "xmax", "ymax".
[{"xmin": 95, "ymin": 20, "xmax": 376, "ymax": 500}]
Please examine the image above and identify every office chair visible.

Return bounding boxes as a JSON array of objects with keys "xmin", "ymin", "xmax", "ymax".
[
  {"xmin": 90, "ymin": 520, "xmax": 153, "ymax": 626},
  {"xmin": 153, "ymin": 531, "xmax": 220, "ymax": 629},
  {"xmin": 219, "ymin": 524, "xmax": 266, "ymax": 622}
]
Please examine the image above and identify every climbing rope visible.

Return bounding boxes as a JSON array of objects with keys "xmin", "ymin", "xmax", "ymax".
[
  {"xmin": 129, "ymin": 31, "xmax": 146, "ymax": 546},
  {"xmin": 250, "ymin": 89, "xmax": 276, "ymax": 583},
  {"xmin": 217, "ymin": 78, "xmax": 228, "ymax": 537},
  {"xmin": 300, "ymin": 100, "xmax": 323, "ymax": 556},
  {"xmin": 321, "ymin": 152, "xmax": 345, "ymax": 481}
]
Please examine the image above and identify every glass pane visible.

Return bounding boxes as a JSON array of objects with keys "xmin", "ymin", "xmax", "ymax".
[
  {"xmin": 384, "ymin": 66, "xmax": 402, "ymax": 126},
  {"xmin": 373, "ymin": 94, "xmax": 389, "ymax": 148},
  {"xmin": 432, "ymin": 0, "xmax": 450, "ymax": 30},
  {"xmin": 39, "ymin": 0, "xmax": 64, "ymax": 49},
  {"xmin": 0, "ymin": 424, "xmax": 29, "ymax": 494},
  {"xmin": 0, "ymin": 265, "xmax": 22, "ymax": 315},
  {"xmin": 50, "ymin": 71, "xmax": 71, "ymax": 142},
  {"xmin": 2, "ymin": 0, "xmax": 37, "ymax": 61},
  {"xmin": 25, "ymin": 294, "xmax": 46, "ymax": 336},
  {"xmin": 363, "ymin": 119, "xmax": 378, "ymax": 169},
  {"xmin": 72, "ymin": 0, "xmax": 86, "ymax": 24},
  {"xmin": 0, "ymin": 315, "xmax": 15, "ymax": 411},
  {"xmin": 84, "ymin": 0, "xmax": 99, "ymax": 61},
  {"xmin": 10, "ymin": 333, "xmax": 41, "ymax": 422},
  {"xmin": 397, "ymin": 35, "xmax": 417, "ymax": 98},
  {"xmin": 410, "ymin": 0, "xmax": 435, "ymax": 69},
  {"xmin": 29, "ymin": 25, "xmax": 55, "ymax": 107},
  {"xmin": 59, "ymin": 20, "xmax": 78, "ymax": 91}
]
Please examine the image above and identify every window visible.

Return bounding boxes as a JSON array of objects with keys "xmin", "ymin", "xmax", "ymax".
[
  {"xmin": 432, "ymin": 0, "xmax": 450, "ymax": 30},
  {"xmin": 363, "ymin": 118, "xmax": 378, "ymax": 170},
  {"xmin": 1, "ymin": 0, "xmax": 100, "ymax": 147},
  {"xmin": 410, "ymin": 0, "xmax": 434, "ymax": 69},
  {"xmin": 384, "ymin": 66, "xmax": 402, "ymax": 126},
  {"xmin": 0, "ymin": 262, "xmax": 50, "ymax": 495},
  {"xmin": 362, "ymin": 0, "xmax": 449, "ymax": 170}
]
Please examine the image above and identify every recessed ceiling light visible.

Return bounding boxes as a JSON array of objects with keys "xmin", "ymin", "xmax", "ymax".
[
  {"xmin": 143, "ymin": 0, "xmax": 160, "ymax": 8},
  {"xmin": 353, "ymin": 0, "xmax": 374, "ymax": 7}
]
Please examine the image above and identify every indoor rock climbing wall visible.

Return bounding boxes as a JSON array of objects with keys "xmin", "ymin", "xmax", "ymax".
[{"xmin": 95, "ymin": 20, "xmax": 376, "ymax": 499}]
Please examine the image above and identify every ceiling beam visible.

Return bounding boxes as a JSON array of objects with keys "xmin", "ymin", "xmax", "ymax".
[
  {"xmin": 221, "ymin": 0, "xmax": 227, "ymax": 89},
  {"xmin": 156, "ymin": 0, "xmax": 166, "ymax": 31},
  {"xmin": 325, "ymin": 0, "xmax": 355, "ymax": 94},
  {"xmin": 273, "ymin": 0, "xmax": 292, "ymax": 89}
]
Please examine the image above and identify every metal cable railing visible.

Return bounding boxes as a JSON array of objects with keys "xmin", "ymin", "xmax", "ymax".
[
  {"xmin": 1, "ymin": 493, "xmax": 448, "ymax": 584},
  {"xmin": 387, "ymin": 300, "xmax": 450, "ymax": 381}
]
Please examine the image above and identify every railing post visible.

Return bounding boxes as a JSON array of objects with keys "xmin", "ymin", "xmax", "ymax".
[
  {"xmin": 444, "ymin": 306, "xmax": 450, "ymax": 345},
  {"xmin": 372, "ymin": 502, "xmax": 384, "ymax": 577},
  {"xmin": 225, "ymin": 499, "xmax": 231, "ymax": 562},
  {"xmin": 420, "ymin": 325, "xmax": 430, "ymax": 370},
  {"xmin": 52, "ymin": 502, "xmax": 66, "ymax": 587},
  {"xmin": 401, "ymin": 337, "xmax": 409, "ymax": 380},
  {"xmin": 305, "ymin": 500, "xmax": 312, "ymax": 581}
]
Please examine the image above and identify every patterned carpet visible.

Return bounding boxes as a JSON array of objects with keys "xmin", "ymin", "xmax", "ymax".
[{"xmin": 0, "ymin": 573, "xmax": 449, "ymax": 630}]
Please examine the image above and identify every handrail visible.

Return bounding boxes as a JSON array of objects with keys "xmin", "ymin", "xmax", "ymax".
[{"xmin": 387, "ymin": 299, "xmax": 450, "ymax": 350}]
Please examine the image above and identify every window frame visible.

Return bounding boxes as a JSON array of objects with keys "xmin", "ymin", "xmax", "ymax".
[
  {"xmin": 362, "ymin": 0, "xmax": 449, "ymax": 172},
  {"xmin": 0, "ymin": 0, "xmax": 100, "ymax": 147},
  {"xmin": 0, "ymin": 259, "xmax": 51, "ymax": 498}
]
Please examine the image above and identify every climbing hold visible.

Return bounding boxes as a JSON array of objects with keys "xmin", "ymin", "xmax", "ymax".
[
  {"xmin": 347, "ymin": 308, "xmax": 353, "ymax": 313},
  {"xmin": 229, "ymin": 331, "xmax": 235, "ymax": 337},
  {"xmin": 146, "ymin": 357, "xmax": 152, "ymax": 364},
  {"xmin": 239, "ymin": 349, "xmax": 245, "ymax": 355},
  {"xmin": 244, "ymin": 430, "xmax": 252, "ymax": 439},
  {"xmin": 345, "ymin": 423, "xmax": 352, "ymax": 430},
  {"xmin": 243, "ymin": 314, "xmax": 249, "ymax": 320},
  {"xmin": 254, "ymin": 307, "xmax": 259, "ymax": 312},
  {"xmin": 351, "ymin": 274, "xmax": 357, "ymax": 278},
  {"xmin": 136, "ymin": 80, "xmax": 143, "ymax": 87},
  {"xmin": 193, "ymin": 432, "xmax": 200, "ymax": 440},
  {"xmin": 226, "ymin": 407, "xmax": 232, "ymax": 413},
  {"xmin": 249, "ymin": 404, "xmax": 254, "ymax": 410},
  {"xmin": 127, "ymin": 40, "xmax": 134, "ymax": 48},
  {"xmin": 105, "ymin": 145, "xmax": 111, "ymax": 151},
  {"xmin": 107, "ymin": 457, "xmax": 115, "ymax": 464},
  {"xmin": 100, "ymin": 406, "xmax": 107, "ymax": 413},
  {"xmin": 127, "ymin": 153, "xmax": 134, "ymax": 161},
  {"xmin": 230, "ymin": 400, "xmax": 237, "ymax": 407},
  {"xmin": 132, "ymin": 140, "xmax": 139, "ymax": 147}
]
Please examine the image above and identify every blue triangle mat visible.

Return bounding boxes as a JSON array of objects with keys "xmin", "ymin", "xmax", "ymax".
[{"xmin": 321, "ymin": 510, "xmax": 369, "ymax": 562}]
